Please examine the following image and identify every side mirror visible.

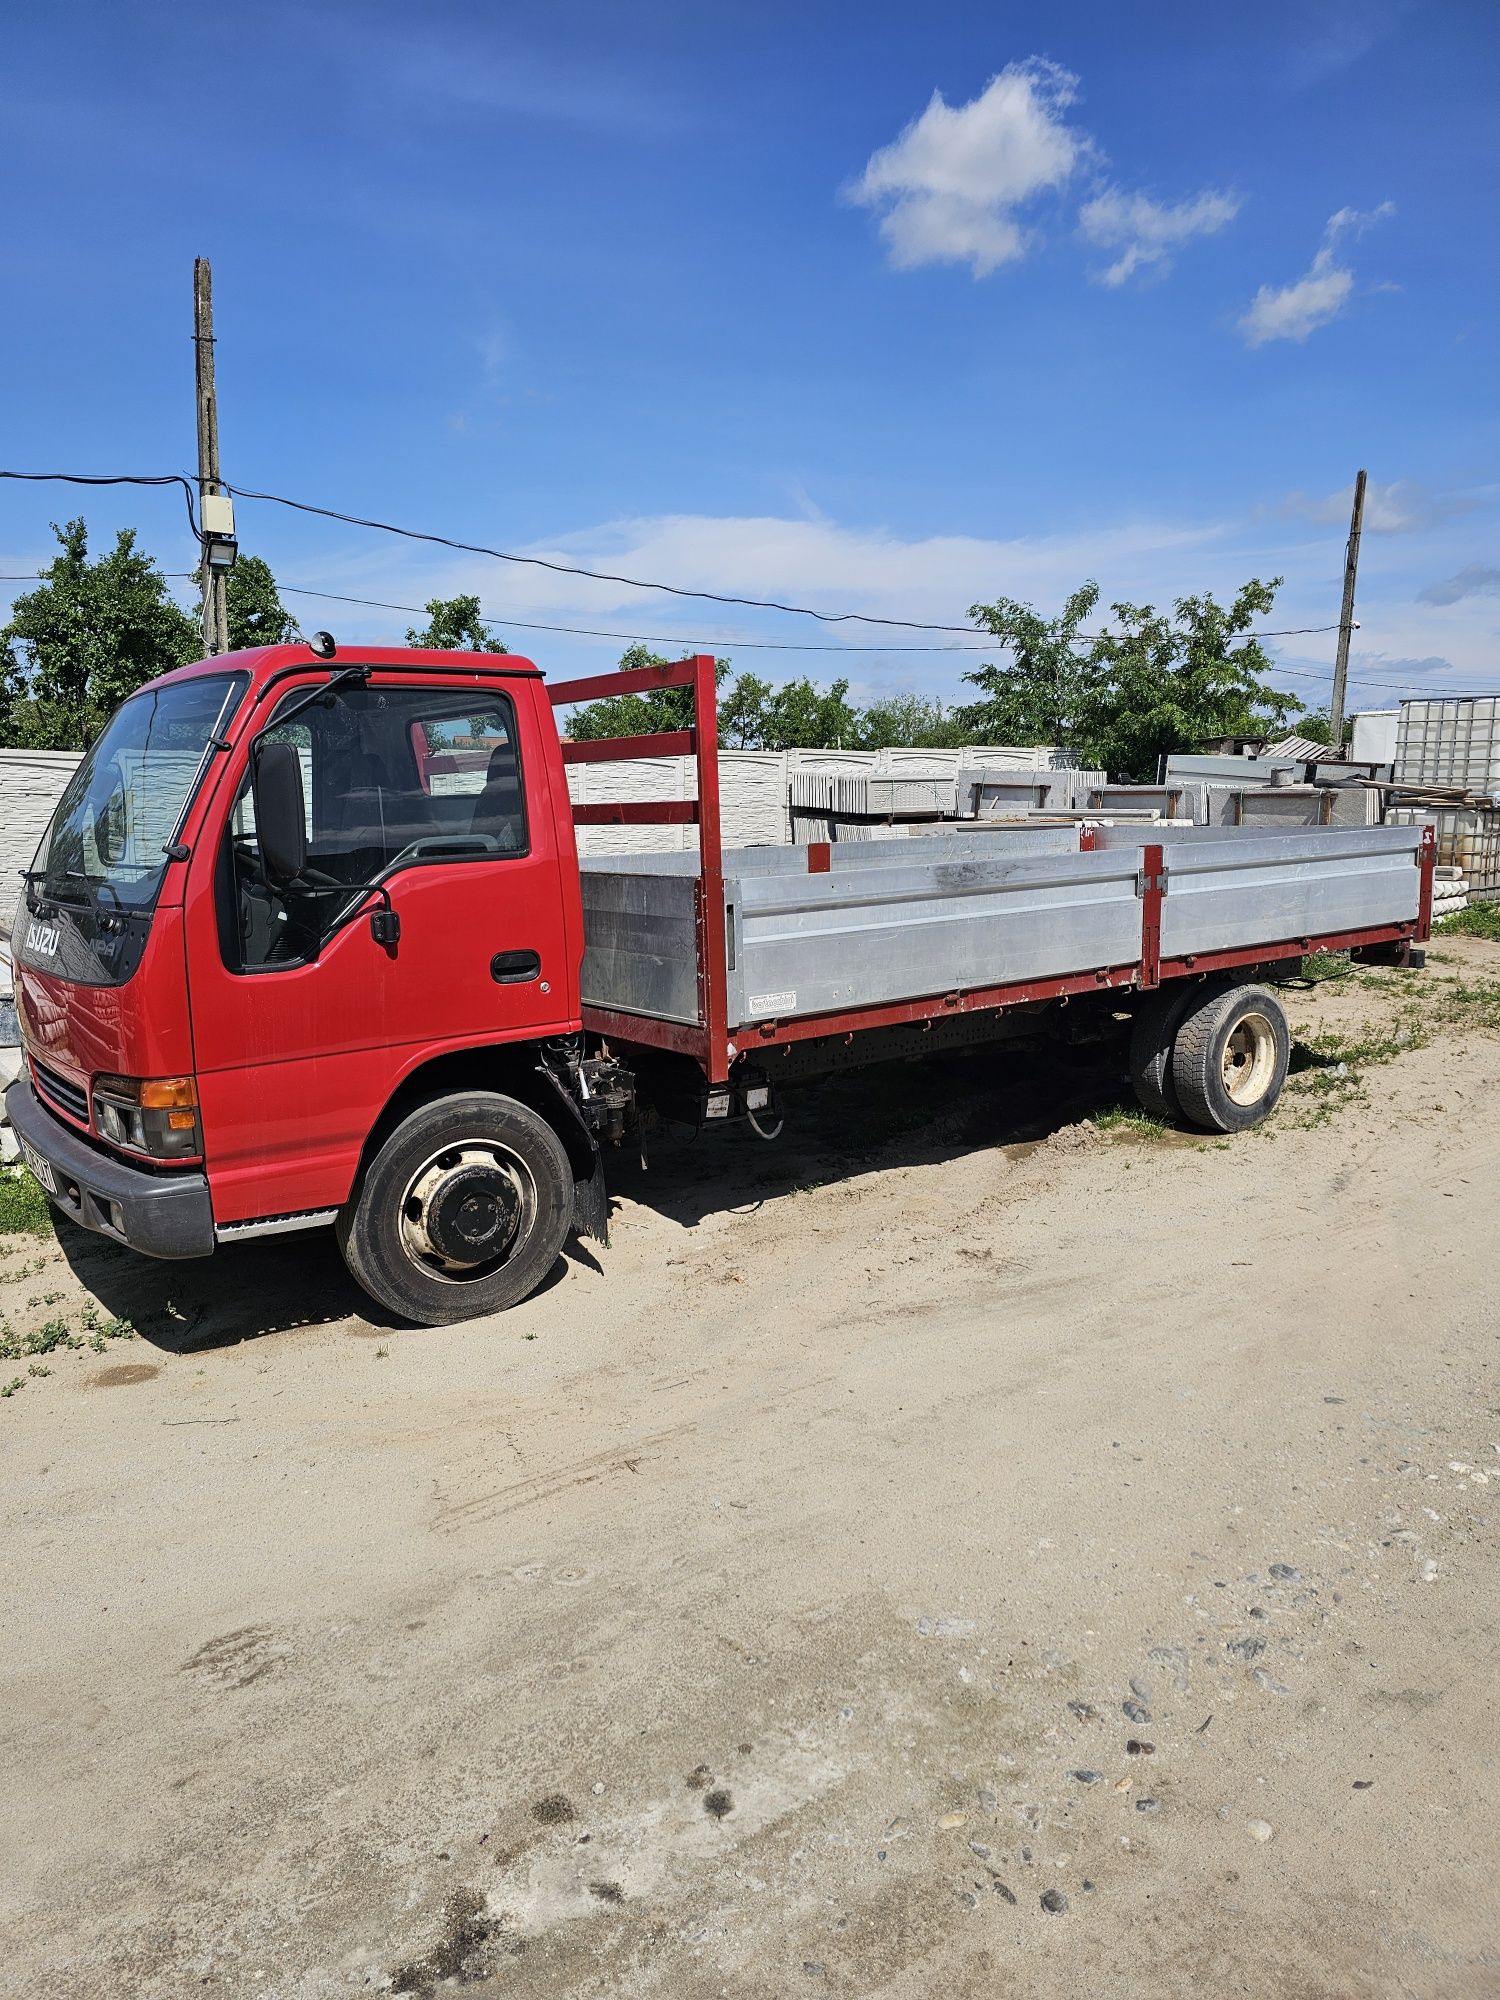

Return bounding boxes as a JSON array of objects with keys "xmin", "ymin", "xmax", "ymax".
[
  {"xmin": 93, "ymin": 773, "xmax": 126, "ymax": 866},
  {"xmin": 251, "ymin": 738, "xmax": 308, "ymax": 885}
]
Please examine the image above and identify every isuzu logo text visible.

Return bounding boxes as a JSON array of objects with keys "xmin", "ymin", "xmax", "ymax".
[{"xmin": 25, "ymin": 921, "xmax": 60, "ymax": 957}]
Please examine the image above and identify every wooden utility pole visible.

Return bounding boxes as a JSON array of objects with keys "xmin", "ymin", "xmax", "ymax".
[
  {"xmin": 193, "ymin": 257, "xmax": 228, "ymax": 656},
  {"xmin": 1328, "ymin": 467, "xmax": 1366, "ymax": 753}
]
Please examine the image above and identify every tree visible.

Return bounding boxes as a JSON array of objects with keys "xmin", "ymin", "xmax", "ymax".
[
  {"xmin": 566, "ymin": 644, "xmax": 729, "ymax": 740},
  {"xmin": 855, "ymin": 692, "xmax": 972, "ymax": 751},
  {"xmin": 958, "ymin": 576, "xmax": 1304, "ymax": 779},
  {"xmin": 956, "ymin": 583, "xmax": 1101, "ymax": 750},
  {"xmin": 405, "ymin": 594, "xmax": 507, "ymax": 653},
  {"xmin": 0, "ymin": 518, "xmax": 199, "ymax": 749},
  {"xmin": 718, "ymin": 671, "xmax": 863, "ymax": 750},
  {"xmin": 1294, "ymin": 708, "xmax": 1334, "ymax": 745},
  {"xmin": 226, "ymin": 555, "xmax": 299, "ymax": 650},
  {"xmin": 1076, "ymin": 580, "xmax": 1302, "ymax": 780}
]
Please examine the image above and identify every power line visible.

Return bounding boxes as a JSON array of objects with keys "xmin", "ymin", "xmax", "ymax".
[
  {"xmin": 0, "ymin": 469, "xmax": 201, "ymax": 538},
  {"xmin": 0, "ymin": 466, "xmax": 1489, "ymax": 699},
  {"xmin": 0, "ymin": 465, "xmax": 1344, "ymax": 644},
  {"xmin": 0, "ymin": 566, "xmax": 1468, "ymax": 697},
  {"xmin": 274, "ymin": 584, "xmax": 1446, "ymax": 695}
]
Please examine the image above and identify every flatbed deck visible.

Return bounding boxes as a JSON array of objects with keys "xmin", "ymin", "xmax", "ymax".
[{"xmin": 550, "ymin": 656, "xmax": 1434, "ymax": 1084}]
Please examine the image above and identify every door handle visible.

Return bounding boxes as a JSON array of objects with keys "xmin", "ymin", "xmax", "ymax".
[{"xmin": 491, "ymin": 949, "xmax": 541, "ymax": 984}]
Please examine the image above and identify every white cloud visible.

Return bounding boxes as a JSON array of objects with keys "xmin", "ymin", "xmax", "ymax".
[
  {"xmin": 273, "ymin": 494, "xmax": 1500, "ymax": 705},
  {"xmin": 1079, "ymin": 186, "xmax": 1241, "ymax": 286},
  {"xmin": 848, "ymin": 59, "xmax": 1087, "ymax": 277},
  {"xmin": 1277, "ymin": 478, "xmax": 1474, "ymax": 535},
  {"xmin": 1238, "ymin": 203, "xmax": 1394, "ymax": 346},
  {"xmin": 292, "ymin": 509, "xmax": 1227, "ymax": 647}
]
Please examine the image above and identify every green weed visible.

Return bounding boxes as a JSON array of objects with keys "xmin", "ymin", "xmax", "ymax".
[
  {"xmin": 1299, "ymin": 950, "xmax": 1354, "ymax": 984},
  {"xmin": 1095, "ymin": 1104, "xmax": 1169, "ymax": 1140},
  {"xmin": 1434, "ymin": 900, "xmax": 1500, "ymax": 941},
  {"xmin": 1, "ymin": 1376, "xmax": 23, "ymax": 1398},
  {"xmin": 0, "ymin": 1313, "xmax": 133, "ymax": 1365},
  {"xmin": 1292, "ymin": 1015, "xmax": 1427, "ymax": 1070},
  {"xmin": 0, "ymin": 1168, "xmax": 53, "ymax": 1237},
  {"xmin": 1433, "ymin": 978, "xmax": 1500, "ymax": 1032}
]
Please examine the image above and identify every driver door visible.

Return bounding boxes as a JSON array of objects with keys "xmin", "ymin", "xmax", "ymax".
[{"xmin": 181, "ymin": 671, "xmax": 575, "ymax": 1226}]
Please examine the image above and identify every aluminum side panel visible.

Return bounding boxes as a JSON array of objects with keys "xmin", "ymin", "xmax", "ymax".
[
  {"xmin": 1150, "ymin": 830, "xmax": 1422, "ymax": 957},
  {"xmin": 579, "ymin": 869, "xmax": 701, "ymax": 1025},
  {"xmin": 728, "ymin": 851, "xmax": 1142, "ymax": 1026}
]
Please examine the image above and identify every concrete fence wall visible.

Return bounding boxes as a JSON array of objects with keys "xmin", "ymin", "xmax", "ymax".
[
  {"xmin": 0, "ymin": 750, "xmax": 82, "ymax": 934},
  {"xmin": 0, "ymin": 738, "xmax": 1088, "ymax": 925}
]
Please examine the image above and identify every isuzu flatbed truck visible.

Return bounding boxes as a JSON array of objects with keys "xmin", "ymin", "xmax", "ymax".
[{"xmin": 7, "ymin": 642, "xmax": 1434, "ymax": 1324}]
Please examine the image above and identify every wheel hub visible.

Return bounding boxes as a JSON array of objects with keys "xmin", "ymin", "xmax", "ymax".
[
  {"xmin": 402, "ymin": 1149, "xmax": 524, "ymax": 1270},
  {"xmin": 1222, "ymin": 1013, "xmax": 1276, "ymax": 1105}
]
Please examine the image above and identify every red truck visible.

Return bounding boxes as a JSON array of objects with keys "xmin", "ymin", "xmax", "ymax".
[{"xmin": 7, "ymin": 641, "xmax": 1433, "ymax": 1324}]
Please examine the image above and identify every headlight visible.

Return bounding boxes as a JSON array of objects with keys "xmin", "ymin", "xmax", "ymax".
[{"xmin": 92, "ymin": 1074, "xmax": 202, "ymax": 1161}]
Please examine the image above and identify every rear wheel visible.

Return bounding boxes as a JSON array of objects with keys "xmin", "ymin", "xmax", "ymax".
[
  {"xmin": 1128, "ymin": 984, "xmax": 1200, "ymax": 1120},
  {"xmin": 337, "ymin": 1091, "xmax": 573, "ymax": 1325},
  {"xmin": 1170, "ymin": 984, "xmax": 1290, "ymax": 1133}
]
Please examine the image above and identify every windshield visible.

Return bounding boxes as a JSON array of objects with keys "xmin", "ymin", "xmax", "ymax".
[{"xmin": 33, "ymin": 672, "xmax": 247, "ymax": 914}]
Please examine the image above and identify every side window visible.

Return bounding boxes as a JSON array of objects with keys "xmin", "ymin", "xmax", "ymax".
[{"xmin": 219, "ymin": 686, "xmax": 526, "ymax": 972}]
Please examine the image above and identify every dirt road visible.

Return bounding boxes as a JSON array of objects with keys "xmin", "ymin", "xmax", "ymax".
[{"xmin": 3, "ymin": 943, "xmax": 1498, "ymax": 1998}]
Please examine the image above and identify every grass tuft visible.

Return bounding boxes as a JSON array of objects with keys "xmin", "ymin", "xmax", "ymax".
[
  {"xmin": 1299, "ymin": 949, "xmax": 1354, "ymax": 984},
  {"xmin": 1434, "ymin": 900, "xmax": 1500, "ymax": 941},
  {"xmin": 1094, "ymin": 1104, "xmax": 1169, "ymax": 1141},
  {"xmin": 0, "ymin": 1168, "xmax": 54, "ymax": 1238}
]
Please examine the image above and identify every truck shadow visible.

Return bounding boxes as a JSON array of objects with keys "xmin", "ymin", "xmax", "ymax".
[
  {"xmin": 50, "ymin": 1043, "xmax": 1131, "ymax": 1346},
  {"xmin": 52, "ymin": 1223, "xmax": 376, "ymax": 1350},
  {"xmin": 611, "ymin": 1040, "xmax": 1140, "ymax": 1233},
  {"xmin": 52, "ymin": 1217, "xmax": 584, "ymax": 1350}
]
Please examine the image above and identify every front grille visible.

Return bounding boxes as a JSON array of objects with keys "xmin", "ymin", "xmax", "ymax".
[{"xmin": 31, "ymin": 1058, "xmax": 90, "ymax": 1126}]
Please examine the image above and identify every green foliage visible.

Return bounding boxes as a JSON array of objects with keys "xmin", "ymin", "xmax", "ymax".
[
  {"xmin": 958, "ymin": 582, "xmax": 1101, "ymax": 749},
  {"xmin": 571, "ymin": 651, "xmax": 962, "ymax": 753},
  {"xmin": 0, "ymin": 1169, "xmax": 54, "ymax": 1237},
  {"xmin": 566, "ymin": 645, "xmax": 729, "ymax": 740},
  {"xmin": 405, "ymin": 594, "xmax": 508, "ymax": 653},
  {"xmin": 226, "ymin": 555, "xmax": 298, "ymax": 650},
  {"xmin": 0, "ymin": 519, "xmax": 200, "ymax": 749},
  {"xmin": 720, "ymin": 672, "xmax": 863, "ymax": 750},
  {"xmin": 1435, "ymin": 900, "xmax": 1500, "ymax": 940},
  {"xmin": 854, "ymin": 692, "xmax": 972, "ymax": 750},
  {"xmin": 959, "ymin": 576, "xmax": 1302, "ymax": 780}
]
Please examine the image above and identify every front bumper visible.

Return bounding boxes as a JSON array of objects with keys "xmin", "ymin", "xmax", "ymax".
[{"xmin": 5, "ymin": 1078, "xmax": 215, "ymax": 1260}]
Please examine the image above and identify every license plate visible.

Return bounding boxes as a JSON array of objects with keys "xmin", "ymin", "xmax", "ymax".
[{"xmin": 20, "ymin": 1138, "xmax": 57, "ymax": 1196}]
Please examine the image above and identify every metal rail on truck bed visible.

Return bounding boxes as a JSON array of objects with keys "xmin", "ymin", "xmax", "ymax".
[{"xmin": 549, "ymin": 656, "xmax": 1436, "ymax": 1083}]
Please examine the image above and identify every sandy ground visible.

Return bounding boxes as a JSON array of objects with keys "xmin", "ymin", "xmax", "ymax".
[{"xmin": 1, "ymin": 940, "xmax": 1498, "ymax": 1999}]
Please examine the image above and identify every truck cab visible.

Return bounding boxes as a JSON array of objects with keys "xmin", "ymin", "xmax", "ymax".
[{"xmin": 8, "ymin": 641, "xmax": 605, "ymax": 1324}]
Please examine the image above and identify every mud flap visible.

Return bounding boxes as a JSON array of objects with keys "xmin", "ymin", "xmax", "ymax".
[
  {"xmin": 572, "ymin": 1150, "xmax": 610, "ymax": 1248},
  {"xmin": 532, "ymin": 1060, "xmax": 610, "ymax": 1248}
]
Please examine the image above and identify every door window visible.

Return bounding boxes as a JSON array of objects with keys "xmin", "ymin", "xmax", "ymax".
[{"xmin": 219, "ymin": 685, "xmax": 526, "ymax": 971}]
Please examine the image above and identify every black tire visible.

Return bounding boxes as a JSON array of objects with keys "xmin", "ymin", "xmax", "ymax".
[
  {"xmin": 1170, "ymin": 984, "xmax": 1290, "ymax": 1134},
  {"xmin": 336, "ymin": 1091, "xmax": 573, "ymax": 1325},
  {"xmin": 1128, "ymin": 984, "xmax": 1200, "ymax": 1120}
]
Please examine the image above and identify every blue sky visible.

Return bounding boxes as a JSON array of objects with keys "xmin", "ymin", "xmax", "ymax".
[{"xmin": 3, "ymin": 0, "xmax": 1498, "ymax": 717}]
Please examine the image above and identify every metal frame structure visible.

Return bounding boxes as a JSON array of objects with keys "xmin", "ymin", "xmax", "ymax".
[
  {"xmin": 549, "ymin": 660, "xmax": 1437, "ymax": 1085},
  {"xmin": 551, "ymin": 654, "xmax": 731, "ymax": 1081}
]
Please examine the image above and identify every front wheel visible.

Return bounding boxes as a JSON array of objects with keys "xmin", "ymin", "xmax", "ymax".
[
  {"xmin": 337, "ymin": 1091, "xmax": 573, "ymax": 1325},
  {"xmin": 1170, "ymin": 984, "xmax": 1290, "ymax": 1134}
]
